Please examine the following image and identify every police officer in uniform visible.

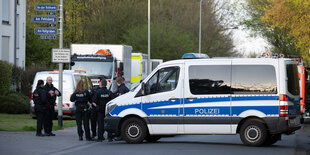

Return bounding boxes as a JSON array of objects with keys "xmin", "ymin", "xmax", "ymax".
[
  {"xmin": 70, "ymin": 80, "xmax": 92, "ymax": 141},
  {"xmin": 115, "ymin": 77, "xmax": 129, "ymax": 97},
  {"xmin": 33, "ymin": 80, "xmax": 49, "ymax": 137},
  {"xmin": 92, "ymin": 78, "xmax": 114, "ymax": 142},
  {"xmin": 90, "ymin": 84, "xmax": 99, "ymax": 139},
  {"xmin": 44, "ymin": 76, "xmax": 61, "ymax": 136},
  {"xmin": 108, "ymin": 77, "xmax": 129, "ymax": 141}
]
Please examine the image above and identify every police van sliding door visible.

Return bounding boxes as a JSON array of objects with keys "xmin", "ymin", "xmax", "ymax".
[
  {"xmin": 141, "ymin": 64, "xmax": 183, "ymax": 134},
  {"xmin": 183, "ymin": 61, "xmax": 232, "ymax": 134}
]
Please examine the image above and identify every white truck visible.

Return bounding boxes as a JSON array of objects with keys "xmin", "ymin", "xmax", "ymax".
[
  {"xmin": 70, "ymin": 44, "xmax": 132, "ymax": 91},
  {"xmin": 131, "ymin": 53, "xmax": 148, "ymax": 83},
  {"xmin": 131, "ymin": 53, "xmax": 163, "ymax": 83}
]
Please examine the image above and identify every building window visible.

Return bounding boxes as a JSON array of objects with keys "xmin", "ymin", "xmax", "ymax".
[
  {"xmin": 1, "ymin": 36, "xmax": 10, "ymax": 62},
  {"xmin": 2, "ymin": 0, "xmax": 10, "ymax": 24}
]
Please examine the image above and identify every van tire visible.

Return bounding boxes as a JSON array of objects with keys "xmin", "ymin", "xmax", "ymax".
[
  {"xmin": 145, "ymin": 135, "xmax": 161, "ymax": 143},
  {"xmin": 240, "ymin": 120, "xmax": 267, "ymax": 146},
  {"xmin": 121, "ymin": 118, "xmax": 147, "ymax": 144},
  {"xmin": 264, "ymin": 133, "xmax": 281, "ymax": 146}
]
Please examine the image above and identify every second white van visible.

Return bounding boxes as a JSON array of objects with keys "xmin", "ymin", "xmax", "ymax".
[{"xmin": 30, "ymin": 70, "xmax": 93, "ymax": 119}]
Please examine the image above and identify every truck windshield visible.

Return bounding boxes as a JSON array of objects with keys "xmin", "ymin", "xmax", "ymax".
[{"xmin": 72, "ymin": 61, "xmax": 113, "ymax": 79}]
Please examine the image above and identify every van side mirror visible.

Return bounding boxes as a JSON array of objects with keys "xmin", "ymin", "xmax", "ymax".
[
  {"xmin": 70, "ymin": 62, "xmax": 75, "ymax": 66},
  {"xmin": 141, "ymin": 82, "xmax": 146, "ymax": 96}
]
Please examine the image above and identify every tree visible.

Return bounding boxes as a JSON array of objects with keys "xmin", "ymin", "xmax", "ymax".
[
  {"xmin": 123, "ymin": 24, "xmax": 196, "ymax": 61},
  {"xmin": 25, "ymin": 25, "xmax": 54, "ymax": 67},
  {"xmin": 240, "ymin": 0, "xmax": 301, "ymax": 56},
  {"xmin": 262, "ymin": 0, "xmax": 310, "ymax": 64}
]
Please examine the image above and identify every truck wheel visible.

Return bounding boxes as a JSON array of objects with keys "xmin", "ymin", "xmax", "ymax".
[
  {"xmin": 121, "ymin": 118, "xmax": 147, "ymax": 143},
  {"xmin": 240, "ymin": 120, "xmax": 267, "ymax": 146},
  {"xmin": 145, "ymin": 135, "xmax": 161, "ymax": 143},
  {"xmin": 264, "ymin": 133, "xmax": 281, "ymax": 146}
]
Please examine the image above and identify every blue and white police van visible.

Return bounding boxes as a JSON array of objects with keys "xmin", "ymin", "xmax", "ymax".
[{"xmin": 104, "ymin": 58, "xmax": 301, "ymax": 146}]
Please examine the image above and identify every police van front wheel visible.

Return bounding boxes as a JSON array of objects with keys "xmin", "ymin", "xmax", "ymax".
[
  {"xmin": 121, "ymin": 118, "xmax": 147, "ymax": 144},
  {"xmin": 240, "ymin": 120, "xmax": 267, "ymax": 146}
]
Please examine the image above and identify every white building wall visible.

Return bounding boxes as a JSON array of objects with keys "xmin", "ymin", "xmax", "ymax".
[
  {"xmin": 16, "ymin": 0, "xmax": 26, "ymax": 68},
  {"xmin": 0, "ymin": 0, "xmax": 26, "ymax": 68}
]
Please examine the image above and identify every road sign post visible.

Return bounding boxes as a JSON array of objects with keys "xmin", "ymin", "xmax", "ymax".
[
  {"xmin": 58, "ymin": 0, "xmax": 64, "ymax": 129},
  {"xmin": 35, "ymin": 1, "xmax": 64, "ymax": 128},
  {"xmin": 52, "ymin": 48, "xmax": 70, "ymax": 129}
]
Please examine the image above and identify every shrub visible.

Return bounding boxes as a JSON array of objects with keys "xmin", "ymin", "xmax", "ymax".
[
  {"xmin": 11, "ymin": 64, "xmax": 23, "ymax": 92},
  {"xmin": 0, "ymin": 92, "xmax": 30, "ymax": 114},
  {"xmin": 0, "ymin": 60, "xmax": 12, "ymax": 95}
]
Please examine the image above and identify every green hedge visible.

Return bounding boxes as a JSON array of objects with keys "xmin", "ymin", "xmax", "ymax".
[
  {"xmin": 0, "ymin": 60, "xmax": 12, "ymax": 95},
  {"xmin": 0, "ymin": 92, "xmax": 30, "ymax": 114}
]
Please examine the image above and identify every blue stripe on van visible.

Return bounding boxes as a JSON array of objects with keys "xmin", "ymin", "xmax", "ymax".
[{"xmin": 110, "ymin": 95, "xmax": 280, "ymax": 116}]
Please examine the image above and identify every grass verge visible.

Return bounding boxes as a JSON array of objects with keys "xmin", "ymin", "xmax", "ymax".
[{"xmin": 0, "ymin": 113, "xmax": 76, "ymax": 132}]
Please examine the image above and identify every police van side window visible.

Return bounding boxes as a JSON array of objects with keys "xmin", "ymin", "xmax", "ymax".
[
  {"xmin": 189, "ymin": 65, "xmax": 231, "ymax": 94},
  {"xmin": 231, "ymin": 65, "xmax": 277, "ymax": 94},
  {"xmin": 286, "ymin": 64, "xmax": 299, "ymax": 95},
  {"xmin": 146, "ymin": 67, "xmax": 180, "ymax": 95}
]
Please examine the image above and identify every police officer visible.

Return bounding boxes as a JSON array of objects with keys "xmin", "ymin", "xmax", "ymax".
[
  {"xmin": 44, "ymin": 76, "xmax": 61, "ymax": 136},
  {"xmin": 115, "ymin": 77, "xmax": 129, "ymax": 97},
  {"xmin": 70, "ymin": 80, "xmax": 92, "ymax": 141},
  {"xmin": 33, "ymin": 80, "xmax": 49, "ymax": 137},
  {"xmin": 92, "ymin": 78, "xmax": 114, "ymax": 142},
  {"xmin": 109, "ymin": 77, "xmax": 129, "ymax": 141},
  {"xmin": 90, "ymin": 84, "xmax": 99, "ymax": 139}
]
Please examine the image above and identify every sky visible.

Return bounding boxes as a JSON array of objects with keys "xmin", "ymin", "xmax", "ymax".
[
  {"xmin": 232, "ymin": 29, "xmax": 270, "ymax": 56},
  {"xmin": 228, "ymin": 0, "xmax": 271, "ymax": 57}
]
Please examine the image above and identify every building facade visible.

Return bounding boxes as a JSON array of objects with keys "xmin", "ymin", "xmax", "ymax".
[{"xmin": 0, "ymin": 0, "xmax": 26, "ymax": 68}]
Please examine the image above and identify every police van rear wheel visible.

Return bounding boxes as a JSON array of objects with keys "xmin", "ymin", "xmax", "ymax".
[
  {"xmin": 240, "ymin": 120, "xmax": 267, "ymax": 146},
  {"xmin": 121, "ymin": 118, "xmax": 147, "ymax": 143}
]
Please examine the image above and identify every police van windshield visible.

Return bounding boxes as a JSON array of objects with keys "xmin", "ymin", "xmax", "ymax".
[{"xmin": 72, "ymin": 61, "xmax": 113, "ymax": 79}]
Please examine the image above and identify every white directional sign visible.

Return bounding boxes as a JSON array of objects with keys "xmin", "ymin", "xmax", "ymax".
[{"xmin": 52, "ymin": 49, "xmax": 71, "ymax": 63}]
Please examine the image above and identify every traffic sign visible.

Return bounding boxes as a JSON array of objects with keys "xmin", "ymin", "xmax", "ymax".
[
  {"xmin": 35, "ymin": 28, "xmax": 58, "ymax": 35},
  {"xmin": 52, "ymin": 49, "xmax": 71, "ymax": 63},
  {"xmin": 32, "ymin": 15, "xmax": 57, "ymax": 23},
  {"xmin": 35, "ymin": 4, "xmax": 58, "ymax": 11},
  {"xmin": 40, "ymin": 35, "xmax": 56, "ymax": 39}
]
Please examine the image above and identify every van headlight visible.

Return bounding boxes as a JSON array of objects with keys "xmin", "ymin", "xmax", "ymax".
[{"xmin": 106, "ymin": 102, "xmax": 117, "ymax": 115}]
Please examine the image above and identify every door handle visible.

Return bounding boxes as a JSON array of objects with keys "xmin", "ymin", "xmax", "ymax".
[
  {"xmin": 169, "ymin": 98, "xmax": 179, "ymax": 101},
  {"xmin": 186, "ymin": 97, "xmax": 196, "ymax": 101}
]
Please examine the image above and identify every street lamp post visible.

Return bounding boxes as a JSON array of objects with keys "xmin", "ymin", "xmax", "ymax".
[
  {"xmin": 58, "ymin": 0, "xmax": 64, "ymax": 128},
  {"xmin": 147, "ymin": 0, "xmax": 151, "ymax": 75},
  {"xmin": 199, "ymin": 0, "xmax": 203, "ymax": 54}
]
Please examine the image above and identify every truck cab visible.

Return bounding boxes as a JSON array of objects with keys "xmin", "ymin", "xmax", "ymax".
[{"xmin": 71, "ymin": 54, "xmax": 117, "ymax": 90}]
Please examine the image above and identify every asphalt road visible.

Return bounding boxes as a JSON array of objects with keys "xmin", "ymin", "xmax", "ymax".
[{"xmin": 1, "ymin": 124, "xmax": 309, "ymax": 155}]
